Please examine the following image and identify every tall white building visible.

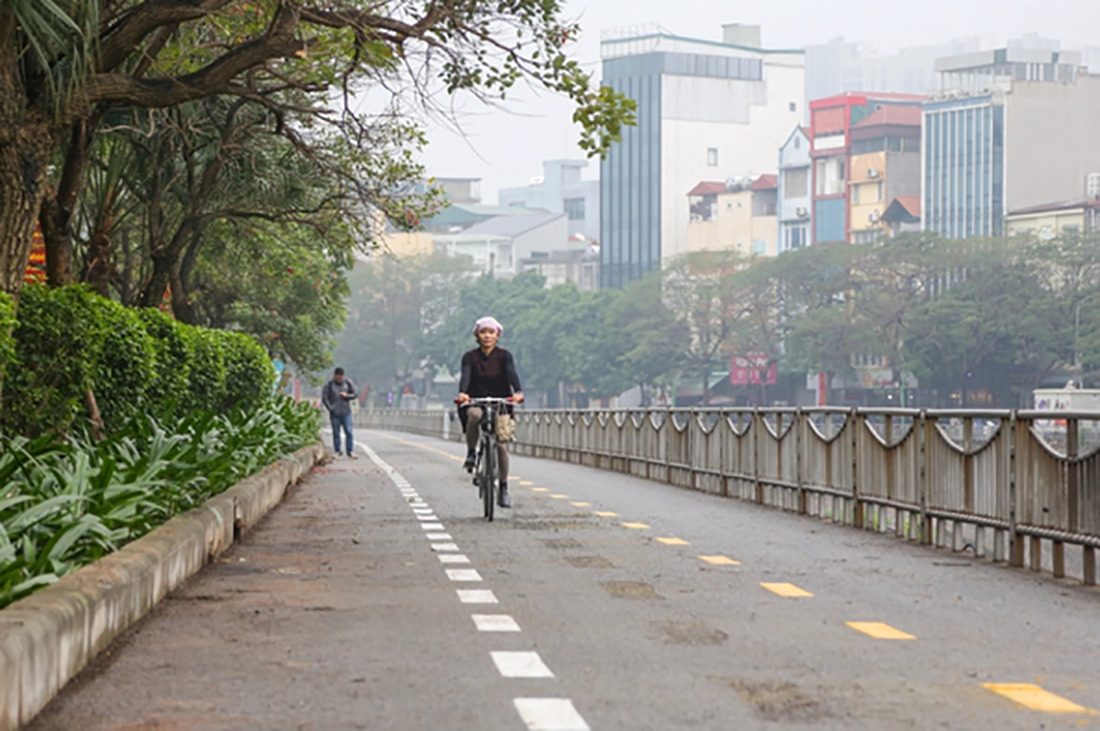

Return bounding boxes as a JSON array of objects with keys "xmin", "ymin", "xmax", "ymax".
[{"xmin": 599, "ymin": 24, "xmax": 805, "ymax": 288}]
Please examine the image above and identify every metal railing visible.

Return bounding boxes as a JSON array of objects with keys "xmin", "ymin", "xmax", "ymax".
[{"xmin": 356, "ymin": 407, "xmax": 1100, "ymax": 587}]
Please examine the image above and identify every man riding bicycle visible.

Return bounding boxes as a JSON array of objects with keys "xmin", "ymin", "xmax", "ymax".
[{"xmin": 457, "ymin": 316, "xmax": 524, "ymax": 508}]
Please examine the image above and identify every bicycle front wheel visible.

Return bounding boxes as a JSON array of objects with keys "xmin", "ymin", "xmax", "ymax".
[{"xmin": 482, "ymin": 435, "xmax": 496, "ymax": 521}]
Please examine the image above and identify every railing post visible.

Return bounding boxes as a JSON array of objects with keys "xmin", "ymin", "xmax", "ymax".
[
  {"xmin": 919, "ymin": 410, "xmax": 930, "ymax": 545},
  {"xmin": 1009, "ymin": 412, "xmax": 1024, "ymax": 567},
  {"xmin": 796, "ymin": 408, "xmax": 806, "ymax": 515},
  {"xmin": 665, "ymin": 407, "xmax": 672, "ymax": 484},
  {"xmin": 753, "ymin": 408, "xmax": 762, "ymax": 504},
  {"xmin": 851, "ymin": 408, "xmax": 862, "ymax": 528},
  {"xmin": 1056, "ymin": 417, "xmax": 1078, "ymax": 579}
]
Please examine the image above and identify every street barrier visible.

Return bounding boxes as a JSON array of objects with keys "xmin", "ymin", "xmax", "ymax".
[{"xmin": 358, "ymin": 408, "xmax": 1100, "ymax": 587}]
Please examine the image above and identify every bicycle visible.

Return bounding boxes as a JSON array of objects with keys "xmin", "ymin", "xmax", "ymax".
[{"xmin": 457, "ymin": 397, "xmax": 513, "ymax": 521}]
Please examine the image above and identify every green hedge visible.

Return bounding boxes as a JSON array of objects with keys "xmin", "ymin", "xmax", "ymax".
[
  {"xmin": 0, "ymin": 292, "xmax": 15, "ymax": 384},
  {"xmin": 0, "ymin": 286, "xmax": 276, "ymax": 437}
]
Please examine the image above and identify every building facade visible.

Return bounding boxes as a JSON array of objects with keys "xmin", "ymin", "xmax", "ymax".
[
  {"xmin": 433, "ymin": 212, "xmax": 567, "ymax": 276},
  {"xmin": 805, "ymin": 37, "xmax": 985, "ymax": 104},
  {"xmin": 847, "ymin": 105, "xmax": 922, "ymax": 243},
  {"xmin": 923, "ymin": 48, "xmax": 1100, "ymax": 239},
  {"xmin": 599, "ymin": 23, "xmax": 805, "ymax": 288},
  {"xmin": 520, "ymin": 246, "xmax": 601, "ymax": 291},
  {"xmin": 686, "ymin": 176, "xmax": 779, "ymax": 257},
  {"xmin": 809, "ymin": 92, "xmax": 924, "ymax": 244},
  {"xmin": 498, "ymin": 160, "xmax": 601, "ymax": 242},
  {"xmin": 777, "ymin": 126, "xmax": 811, "ymax": 251},
  {"xmin": 1006, "ymin": 197, "xmax": 1100, "ymax": 237}
]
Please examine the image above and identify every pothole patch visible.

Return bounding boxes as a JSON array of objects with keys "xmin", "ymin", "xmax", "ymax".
[
  {"xmin": 601, "ymin": 581, "xmax": 662, "ymax": 600},
  {"xmin": 724, "ymin": 679, "xmax": 830, "ymax": 722},
  {"xmin": 543, "ymin": 539, "xmax": 584, "ymax": 549},
  {"xmin": 656, "ymin": 620, "xmax": 727, "ymax": 646},
  {"xmin": 565, "ymin": 555, "xmax": 613, "ymax": 569}
]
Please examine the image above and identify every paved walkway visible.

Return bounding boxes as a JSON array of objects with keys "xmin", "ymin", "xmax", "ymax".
[{"xmin": 27, "ymin": 429, "xmax": 1100, "ymax": 730}]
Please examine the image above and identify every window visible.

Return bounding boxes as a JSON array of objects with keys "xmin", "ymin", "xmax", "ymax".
[
  {"xmin": 794, "ymin": 136, "xmax": 801, "ymax": 149},
  {"xmin": 789, "ymin": 102, "xmax": 797, "ymax": 112},
  {"xmin": 752, "ymin": 239, "xmax": 768, "ymax": 255},
  {"xmin": 815, "ymin": 158, "xmax": 845, "ymax": 196},
  {"xmin": 563, "ymin": 197, "xmax": 586, "ymax": 220},
  {"xmin": 785, "ymin": 225, "xmax": 807, "ymax": 250},
  {"xmin": 876, "ymin": 181, "xmax": 884, "ymax": 202},
  {"xmin": 852, "ymin": 184, "xmax": 860, "ymax": 205},
  {"xmin": 783, "ymin": 168, "xmax": 808, "ymax": 199},
  {"xmin": 707, "ymin": 148, "xmax": 718, "ymax": 166}
]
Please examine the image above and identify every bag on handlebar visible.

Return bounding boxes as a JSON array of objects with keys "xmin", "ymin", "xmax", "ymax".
[{"xmin": 495, "ymin": 412, "xmax": 516, "ymax": 442}]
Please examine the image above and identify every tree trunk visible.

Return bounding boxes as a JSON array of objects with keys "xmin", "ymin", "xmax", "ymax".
[
  {"xmin": 0, "ymin": 76, "xmax": 52, "ymax": 299},
  {"xmin": 83, "ymin": 224, "xmax": 114, "ymax": 297}
]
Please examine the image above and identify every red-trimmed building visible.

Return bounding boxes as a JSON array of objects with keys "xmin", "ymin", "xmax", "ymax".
[{"xmin": 809, "ymin": 92, "xmax": 924, "ymax": 244}]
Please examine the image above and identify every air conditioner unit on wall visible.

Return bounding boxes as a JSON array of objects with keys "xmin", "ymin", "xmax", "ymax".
[
  {"xmin": 795, "ymin": 207, "xmax": 809, "ymax": 218},
  {"xmin": 867, "ymin": 169, "xmax": 880, "ymax": 179}
]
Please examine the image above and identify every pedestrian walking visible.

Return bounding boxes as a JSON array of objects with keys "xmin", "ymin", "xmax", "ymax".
[{"xmin": 322, "ymin": 367, "xmax": 358, "ymax": 459}]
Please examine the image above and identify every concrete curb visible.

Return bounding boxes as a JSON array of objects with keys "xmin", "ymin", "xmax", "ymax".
[{"xmin": 0, "ymin": 441, "xmax": 325, "ymax": 730}]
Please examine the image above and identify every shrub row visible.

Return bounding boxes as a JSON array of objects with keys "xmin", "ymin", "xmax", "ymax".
[
  {"xmin": 1, "ymin": 286, "xmax": 276, "ymax": 437},
  {"xmin": 0, "ymin": 397, "xmax": 321, "ymax": 607}
]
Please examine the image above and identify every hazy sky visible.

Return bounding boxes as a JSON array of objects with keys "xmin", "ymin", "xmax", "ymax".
[{"xmin": 417, "ymin": 0, "xmax": 1100, "ymax": 202}]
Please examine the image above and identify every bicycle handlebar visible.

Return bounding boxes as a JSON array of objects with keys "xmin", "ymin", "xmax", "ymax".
[{"xmin": 455, "ymin": 396, "xmax": 514, "ymax": 406}]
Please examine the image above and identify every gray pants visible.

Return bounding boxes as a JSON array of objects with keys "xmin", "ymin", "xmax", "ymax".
[{"xmin": 465, "ymin": 406, "xmax": 510, "ymax": 482}]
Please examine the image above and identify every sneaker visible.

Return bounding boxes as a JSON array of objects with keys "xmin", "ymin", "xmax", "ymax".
[
  {"xmin": 463, "ymin": 450, "xmax": 476, "ymax": 471},
  {"xmin": 497, "ymin": 482, "xmax": 511, "ymax": 508},
  {"xmin": 346, "ymin": 452, "xmax": 358, "ymax": 460}
]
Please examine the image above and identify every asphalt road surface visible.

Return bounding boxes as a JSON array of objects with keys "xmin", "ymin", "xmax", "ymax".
[{"xmin": 28, "ymin": 429, "xmax": 1100, "ymax": 730}]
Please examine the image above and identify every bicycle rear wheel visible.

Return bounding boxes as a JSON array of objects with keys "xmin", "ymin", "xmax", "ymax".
[{"xmin": 482, "ymin": 434, "xmax": 496, "ymax": 521}]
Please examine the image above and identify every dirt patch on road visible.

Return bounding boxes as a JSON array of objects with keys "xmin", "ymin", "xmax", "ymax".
[
  {"xmin": 656, "ymin": 620, "xmax": 727, "ymax": 646},
  {"xmin": 723, "ymin": 679, "xmax": 831, "ymax": 723},
  {"xmin": 543, "ymin": 539, "xmax": 584, "ymax": 549},
  {"xmin": 601, "ymin": 581, "xmax": 662, "ymax": 600},
  {"xmin": 565, "ymin": 555, "xmax": 613, "ymax": 569}
]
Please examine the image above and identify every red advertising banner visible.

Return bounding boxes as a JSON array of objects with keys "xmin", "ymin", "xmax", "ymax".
[
  {"xmin": 730, "ymin": 354, "xmax": 777, "ymax": 386},
  {"xmin": 25, "ymin": 224, "xmax": 46, "ymax": 284}
]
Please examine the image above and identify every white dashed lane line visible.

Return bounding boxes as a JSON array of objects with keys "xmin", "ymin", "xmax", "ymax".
[
  {"xmin": 457, "ymin": 589, "xmax": 499, "ymax": 604},
  {"xmin": 359, "ymin": 441, "xmax": 591, "ymax": 731},
  {"xmin": 445, "ymin": 568, "xmax": 483, "ymax": 582},
  {"xmin": 472, "ymin": 614, "xmax": 522, "ymax": 632},
  {"xmin": 514, "ymin": 699, "xmax": 591, "ymax": 731},
  {"xmin": 492, "ymin": 651, "xmax": 555, "ymax": 678}
]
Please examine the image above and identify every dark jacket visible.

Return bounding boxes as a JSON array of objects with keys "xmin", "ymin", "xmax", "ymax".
[
  {"xmin": 460, "ymin": 347, "xmax": 522, "ymax": 398},
  {"xmin": 322, "ymin": 378, "xmax": 358, "ymax": 416}
]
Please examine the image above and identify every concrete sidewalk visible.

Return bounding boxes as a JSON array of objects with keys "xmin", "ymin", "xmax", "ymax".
[{"xmin": 27, "ymin": 449, "xmax": 532, "ymax": 731}]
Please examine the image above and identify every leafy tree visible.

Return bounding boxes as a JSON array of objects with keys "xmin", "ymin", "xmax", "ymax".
[
  {"xmin": 603, "ymin": 273, "xmax": 686, "ymax": 404},
  {"xmin": 1, "ymin": 0, "xmax": 635, "ymax": 300},
  {"xmin": 335, "ymin": 253, "xmax": 476, "ymax": 398}
]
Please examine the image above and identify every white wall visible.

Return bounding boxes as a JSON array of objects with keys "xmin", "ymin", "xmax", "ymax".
[
  {"xmin": 1006, "ymin": 76, "xmax": 1100, "ymax": 211},
  {"xmin": 511, "ymin": 216, "xmax": 570, "ymax": 267},
  {"xmin": 661, "ymin": 63, "xmax": 804, "ymax": 261}
]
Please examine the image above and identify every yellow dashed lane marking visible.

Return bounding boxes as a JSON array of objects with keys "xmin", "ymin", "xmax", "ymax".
[
  {"xmin": 760, "ymin": 582, "xmax": 814, "ymax": 598},
  {"xmin": 549, "ymin": 494, "xmax": 569, "ymax": 499},
  {"xmin": 656, "ymin": 537, "xmax": 690, "ymax": 546},
  {"xmin": 518, "ymin": 480, "xmax": 535, "ymax": 486},
  {"xmin": 621, "ymin": 522, "xmax": 651, "ymax": 530},
  {"xmin": 594, "ymin": 511, "xmax": 619, "ymax": 517},
  {"xmin": 570, "ymin": 502, "xmax": 591, "ymax": 507},
  {"xmin": 531, "ymin": 487, "xmax": 549, "ymax": 492},
  {"xmin": 846, "ymin": 622, "xmax": 916, "ymax": 640},
  {"xmin": 982, "ymin": 684, "xmax": 1095, "ymax": 714},
  {"xmin": 699, "ymin": 555, "xmax": 740, "ymax": 566}
]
